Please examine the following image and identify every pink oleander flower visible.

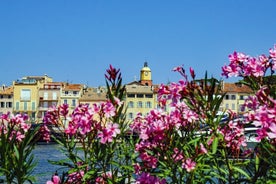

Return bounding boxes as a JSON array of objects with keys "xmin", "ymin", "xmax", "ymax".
[
  {"xmin": 43, "ymin": 106, "xmax": 59, "ymax": 125},
  {"xmin": 172, "ymin": 65, "xmax": 184, "ymax": 72},
  {"xmin": 135, "ymin": 172, "xmax": 166, "ymax": 184},
  {"xmin": 20, "ymin": 122, "xmax": 31, "ymax": 132},
  {"xmin": 228, "ymin": 51, "xmax": 248, "ymax": 63},
  {"xmin": 40, "ymin": 124, "xmax": 51, "ymax": 142},
  {"xmin": 221, "ymin": 64, "xmax": 241, "ymax": 78},
  {"xmin": 46, "ymin": 175, "xmax": 60, "ymax": 184},
  {"xmin": 267, "ymin": 123, "xmax": 276, "ymax": 139},
  {"xmin": 139, "ymin": 152, "xmax": 158, "ymax": 169},
  {"xmin": 114, "ymin": 97, "xmax": 123, "ymax": 106},
  {"xmin": 172, "ymin": 148, "xmax": 184, "ymax": 162},
  {"xmin": 98, "ymin": 123, "xmax": 120, "ymax": 144},
  {"xmin": 15, "ymin": 131, "xmax": 25, "ymax": 142},
  {"xmin": 102, "ymin": 102, "xmax": 116, "ymax": 118},
  {"xmin": 200, "ymin": 143, "xmax": 208, "ymax": 154},
  {"xmin": 78, "ymin": 116, "xmax": 92, "ymax": 135},
  {"xmin": 134, "ymin": 163, "xmax": 141, "ymax": 174},
  {"xmin": 269, "ymin": 45, "xmax": 276, "ymax": 60},
  {"xmin": 105, "ymin": 64, "xmax": 121, "ymax": 81},
  {"xmin": 59, "ymin": 103, "xmax": 69, "ymax": 117},
  {"xmin": 182, "ymin": 158, "xmax": 196, "ymax": 172},
  {"xmin": 95, "ymin": 171, "xmax": 112, "ymax": 184},
  {"xmin": 98, "ymin": 129, "xmax": 113, "ymax": 144},
  {"xmin": 106, "ymin": 122, "xmax": 121, "ymax": 137},
  {"xmin": 219, "ymin": 120, "xmax": 247, "ymax": 151},
  {"xmin": 67, "ymin": 170, "xmax": 84, "ymax": 183},
  {"xmin": 189, "ymin": 67, "xmax": 195, "ymax": 79},
  {"xmin": 64, "ymin": 122, "xmax": 77, "ymax": 136},
  {"xmin": 244, "ymin": 57, "xmax": 265, "ymax": 77}
]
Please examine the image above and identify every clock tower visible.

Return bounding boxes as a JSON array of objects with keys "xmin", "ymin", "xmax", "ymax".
[{"xmin": 140, "ymin": 62, "xmax": 152, "ymax": 86}]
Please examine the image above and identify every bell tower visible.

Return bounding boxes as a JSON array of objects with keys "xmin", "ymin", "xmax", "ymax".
[{"xmin": 140, "ymin": 62, "xmax": 152, "ymax": 86}]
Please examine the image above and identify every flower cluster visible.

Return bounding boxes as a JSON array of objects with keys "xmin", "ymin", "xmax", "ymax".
[
  {"xmin": 0, "ymin": 113, "xmax": 39, "ymax": 183},
  {"xmin": 243, "ymin": 89, "xmax": 276, "ymax": 141},
  {"xmin": 221, "ymin": 45, "xmax": 276, "ymax": 79},
  {"xmin": 218, "ymin": 117, "xmax": 247, "ymax": 153},
  {"xmin": 0, "ymin": 113, "xmax": 31, "ymax": 143},
  {"xmin": 44, "ymin": 53, "xmax": 276, "ymax": 183}
]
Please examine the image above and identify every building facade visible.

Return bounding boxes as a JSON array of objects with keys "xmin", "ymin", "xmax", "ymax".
[
  {"xmin": 37, "ymin": 82, "xmax": 64, "ymax": 121},
  {"xmin": 221, "ymin": 82, "xmax": 254, "ymax": 114},
  {"xmin": 79, "ymin": 86, "xmax": 107, "ymax": 106},
  {"xmin": 13, "ymin": 75, "xmax": 53, "ymax": 121},
  {"xmin": 125, "ymin": 63, "xmax": 158, "ymax": 121},
  {"xmin": 0, "ymin": 85, "xmax": 13, "ymax": 115},
  {"xmin": 60, "ymin": 83, "xmax": 83, "ymax": 113}
]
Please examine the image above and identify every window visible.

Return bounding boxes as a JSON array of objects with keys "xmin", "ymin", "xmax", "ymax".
[
  {"xmin": 128, "ymin": 101, "xmax": 134, "ymax": 108},
  {"xmin": 231, "ymin": 95, "xmax": 236, "ymax": 100},
  {"xmin": 65, "ymin": 91, "xmax": 69, "ymax": 95},
  {"xmin": 44, "ymin": 92, "xmax": 48, "ymax": 100},
  {"xmin": 146, "ymin": 101, "xmax": 152, "ymax": 108},
  {"xmin": 6, "ymin": 102, "xmax": 12, "ymax": 108},
  {"xmin": 8, "ymin": 95, "xmax": 12, "ymax": 99},
  {"xmin": 0, "ymin": 102, "xmax": 4, "ymax": 108},
  {"xmin": 16, "ymin": 102, "xmax": 19, "ymax": 111},
  {"xmin": 24, "ymin": 102, "xmax": 27, "ymax": 111},
  {"xmin": 225, "ymin": 95, "xmax": 229, "ymax": 100},
  {"xmin": 145, "ymin": 94, "xmax": 153, "ymax": 98},
  {"xmin": 240, "ymin": 95, "xmax": 244, "ymax": 100},
  {"xmin": 43, "ymin": 102, "xmax": 48, "ymax": 108},
  {"xmin": 52, "ymin": 92, "xmax": 57, "ymax": 100},
  {"xmin": 128, "ymin": 113, "xmax": 133, "ymax": 119},
  {"xmin": 73, "ymin": 91, "xmax": 78, "ymax": 95},
  {"xmin": 31, "ymin": 112, "xmax": 36, "ymax": 119},
  {"xmin": 137, "ymin": 101, "xmax": 143, "ymax": 108},
  {"xmin": 0, "ymin": 95, "xmax": 3, "ymax": 99},
  {"xmin": 72, "ymin": 99, "xmax": 76, "ymax": 107},
  {"xmin": 64, "ymin": 99, "xmax": 67, "ymax": 104},
  {"xmin": 225, "ymin": 103, "xmax": 229, "ymax": 109},
  {"xmin": 232, "ymin": 103, "xmax": 235, "ymax": 110},
  {"xmin": 137, "ymin": 94, "xmax": 144, "ymax": 98},
  {"xmin": 32, "ymin": 102, "xmax": 35, "ymax": 111},
  {"xmin": 21, "ymin": 89, "xmax": 31, "ymax": 101},
  {"xmin": 127, "ymin": 94, "xmax": 135, "ymax": 98}
]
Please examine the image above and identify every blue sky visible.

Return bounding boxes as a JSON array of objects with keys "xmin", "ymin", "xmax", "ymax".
[{"xmin": 1, "ymin": 0, "xmax": 276, "ymax": 86}]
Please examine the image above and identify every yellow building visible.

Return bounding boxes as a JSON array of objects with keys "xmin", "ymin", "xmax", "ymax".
[
  {"xmin": 60, "ymin": 83, "xmax": 83, "ymax": 113},
  {"xmin": 221, "ymin": 82, "xmax": 254, "ymax": 114},
  {"xmin": 140, "ymin": 62, "xmax": 152, "ymax": 86},
  {"xmin": 13, "ymin": 75, "xmax": 53, "ymax": 121},
  {"xmin": 125, "ymin": 63, "xmax": 158, "ymax": 121}
]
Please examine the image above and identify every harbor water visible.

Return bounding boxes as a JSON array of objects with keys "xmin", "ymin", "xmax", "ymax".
[{"xmin": 32, "ymin": 143, "xmax": 67, "ymax": 184}]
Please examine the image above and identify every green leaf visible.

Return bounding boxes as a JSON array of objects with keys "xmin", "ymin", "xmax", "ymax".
[
  {"xmin": 212, "ymin": 137, "xmax": 218, "ymax": 154},
  {"xmin": 13, "ymin": 145, "xmax": 20, "ymax": 160},
  {"xmin": 255, "ymin": 154, "xmax": 260, "ymax": 171},
  {"xmin": 232, "ymin": 166, "xmax": 250, "ymax": 179}
]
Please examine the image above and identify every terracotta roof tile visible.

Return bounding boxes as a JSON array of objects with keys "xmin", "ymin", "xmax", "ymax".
[
  {"xmin": 63, "ymin": 84, "xmax": 83, "ymax": 91},
  {"xmin": 0, "ymin": 86, "xmax": 13, "ymax": 95},
  {"xmin": 222, "ymin": 83, "xmax": 253, "ymax": 93}
]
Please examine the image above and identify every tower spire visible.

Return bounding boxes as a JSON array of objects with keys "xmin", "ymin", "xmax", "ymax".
[{"xmin": 144, "ymin": 61, "xmax": 148, "ymax": 67}]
